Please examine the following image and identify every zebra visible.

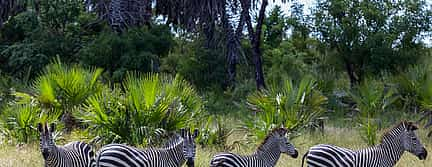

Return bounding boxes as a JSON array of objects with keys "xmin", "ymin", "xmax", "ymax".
[
  {"xmin": 210, "ymin": 127, "xmax": 299, "ymax": 167},
  {"xmin": 301, "ymin": 121, "xmax": 428, "ymax": 167},
  {"xmin": 93, "ymin": 128, "xmax": 199, "ymax": 167},
  {"xmin": 38, "ymin": 123, "xmax": 95, "ymax": 167}
]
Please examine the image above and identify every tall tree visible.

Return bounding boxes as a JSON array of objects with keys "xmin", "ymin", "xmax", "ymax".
[
  {"xmin": 313, "ymin": 0, "xmax": 432, "ymax": 87},
  {"xmin": 240, "ymin": 0, "xmax": 267, "ymax": 90},
  {"xmin": 240, "ymin": 0, "xmax": 289, "ymax": 90}
]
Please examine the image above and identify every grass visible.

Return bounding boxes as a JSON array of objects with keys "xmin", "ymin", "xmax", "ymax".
[{"xmin": 0, "ymin": 126, "xmax": 431, "ymax": 167}]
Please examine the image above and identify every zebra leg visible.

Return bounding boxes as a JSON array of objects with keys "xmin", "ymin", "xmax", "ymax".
[{"xmin": 301, "ymin": 151, "xmax": 309, "ymax": 167}]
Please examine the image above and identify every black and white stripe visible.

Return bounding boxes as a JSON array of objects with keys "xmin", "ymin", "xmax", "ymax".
[
  {"xmin": 210, "ymin": 127, "xmax": 298, "ymax": 167},
  {"xmin": 93, "ymin": 128, "xmax": 198, "ymax": 167},
  {"xmin": 38, "ymin": 123, "xmax": 94, "ymax": 167},
  {"xmin": 302, "ymin": 121, "xmax": 428, "ymax": 167}
]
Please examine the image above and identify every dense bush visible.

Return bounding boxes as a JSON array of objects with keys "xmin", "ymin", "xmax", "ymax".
[
  {"xmin": 79, "ymin": 26, "xmax": 174, "ymax": 81},
  {"xmin": 161, "ymin": 38, "xmax": 227, "ymax": 90},
  {"xmin": 77, "ymin": 73, "xmax": 204, "ymax": 146}
]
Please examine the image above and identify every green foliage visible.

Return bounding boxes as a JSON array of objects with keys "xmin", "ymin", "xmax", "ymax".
[
  {"xmin": 161, "ymin": 38, "xmax": 227, "ymax": 90},
  {"xmin": 39, "ymin": 0, "xmax": 82, "ymax": 31},
  {"xmin": 7, "ymin": 61, "xmax": 104, "ymax": 131},
  {"xmin": 0, "ymin": 11, "xmax": 39, "ymax": 43},
  {"xmin": 264, "ymin": 6, "xmax": 287, "ymax": 48},
  {"xmin": 0, "ymin": 73, "xmax": 26, "ymax": 109},
  {"xmin": 263, "ymin": 41, "xmax": 310, "ymax": 84},
  {"xmin": 197, "ymin": 116, "xmax": 233, "ymax": 149},
  {"xmin": 313, "ymin": 0, "xmax": 432, "ymax": 84},
  {"xmin": 0, "ymin": 93, "xmax": 61, "ymax": 143},
  {"xmin": 77, "ymin": 73, "xmax": 204, "ymax": 146},
  {"xmin": 349, "ymin": 79, "xmax": 398, "ymax": 145},
  {"xmin": 79, "ymin": 26, "xmax": 174, "ymax": 81},
  {"xmin": 394, "ymin": 64, "xmax": 432, "ymax": 112},
  {"xmin": 0, "ymin": 10, "xmax": 96, "ymax": 79},
  {"xmin": 244, "ymin": 76, "xmax": 327, "ymax": 140}
]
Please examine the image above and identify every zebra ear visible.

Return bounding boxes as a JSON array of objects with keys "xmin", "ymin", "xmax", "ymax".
[
  {"xmin": 280, "ymin": 128, "xmax": 288, "ymax": 136},
  {"xmin": 180, "ymin": 128, "xmax": 186, "ymax": 137},
  {"xmin": 49, "ymin": 123, "xmax": 56, "ymax": 133},
  {"xmin": 193, "ymin": 129, "xmax": 199, "ymax": 138},
  {"xmin": 37, "ymin": 123, "xmax": 43, "ymax": 133},
  {"xmin": 407, "ymin": 122, "xmax": 418, "ymax": 131}
]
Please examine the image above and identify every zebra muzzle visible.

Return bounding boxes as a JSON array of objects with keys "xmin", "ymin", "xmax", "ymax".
[
  {"xmin": 418, "ymin": 147, "xmax": 427, "ymax": 160},
  {"xmin": 42, "ymin": 148, "xmax": 49, "ymax": 159},
  {"xmin": 291, "ymin": 149, "xmax": 299, "ymax": 158},
  {"xmin": 186, "ymin": 158, "xmax": 194, "ymax": 166}
]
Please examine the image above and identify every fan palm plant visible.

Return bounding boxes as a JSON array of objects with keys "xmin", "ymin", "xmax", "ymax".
[
  {"xmin": 0, "ymin": 91, "xmax": 61, "ymax": 143},
  {"xmin": 78, "ymin": 73, "xmax": 204, "ymax": 146},
  {"xmin": 9, "ymin": 60, "xmax": 103, "ymax": 132},
  {"xmin": 394, "ymin": 64, "xmax": 431, "ymax": 112},
  {"xmin": 244, "ymin": 76, "xmax": 327, "ymax": 140},
  {"xmin": 393, "ymin": 64, "xmax": 432, "ymax": 137},
  {"xmin": 418, "ymin": 79, "xmax": 432, "ymax": 137},
  {"xmin": 349, "ymin": 79, "xmax": 398, "ymax": 145}
]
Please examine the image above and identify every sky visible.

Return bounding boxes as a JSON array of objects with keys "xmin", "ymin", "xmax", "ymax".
[{"xmin": 268, "ymin": 0, "xmax": 432, "ymax": 46}]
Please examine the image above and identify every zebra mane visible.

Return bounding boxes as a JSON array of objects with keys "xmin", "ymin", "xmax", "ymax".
[
  {"xmin": 256, "ymin": 127, "xmax": 287, "ymax": 151},
  {"xmin": 163, "ymin": 133, "xmax": 183, "ymax": 149},
  {"xmin": 379, "ymin": 120, "xmax": 418, "ymax": 143}
]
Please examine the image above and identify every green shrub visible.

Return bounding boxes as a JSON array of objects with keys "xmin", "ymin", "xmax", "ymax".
[
  {"xmin": 0, "ymin": 92, "xmax": 61, "ymax": 143},
  {"xmin": 0, "ymin": 11, "xmax": 40, "ymax": 43},
  {"xmin": 79, "ymin": 26, "xmax": 174, "ymax": 81},
  {"xmin": 8, "ymin": 61, "xmax": 104, "ymax": 132},
  {"xmin": 244, "ymin": 76, "xmax": 327, "ymax": 141},
  {"xmin": 77, "ymin": 73, "xmax": 204, "ymax": 146},
  {"xmin": 161, "ymin": 39, "xmax": 227, "ymax": 90},
  {"xmin": 197, "ymin": 116, "xmax": 233, "ymax": 149},
  {"xmin": 349, "ymin": 79, "xmax": 398, "ymax": 145}
]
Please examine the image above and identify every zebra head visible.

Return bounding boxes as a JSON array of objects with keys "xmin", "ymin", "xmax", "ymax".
[
  {"xmin": 37, "ymin": 122, "xmax": 56, "ymax": 160},
  {"xmin": 401, "ymin": 121, "xmax": 427, "ymax": 160},
  {"xmin": 180, "ymin": 128, "xmax": 199, "ymax": 167},
  {"xmin": 273, "ymin": 128, "xmax": 298, "ymax": 158}
]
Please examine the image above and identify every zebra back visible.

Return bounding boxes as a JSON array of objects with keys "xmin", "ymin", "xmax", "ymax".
[
  {"xmin": 304, "ymin": 121, "xmax": 428, "ymax": 167},
  {"xmin": 210, "ymin": 127, "xmax": 298, "ymax": 167},
  {"xmin": 94, "ymin": 129, "xmax": 198, "ymax": 167}
]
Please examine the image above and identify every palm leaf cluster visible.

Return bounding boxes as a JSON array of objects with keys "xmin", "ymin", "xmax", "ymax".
[
  {"xmin": 390, "ymin": 64, "xmax": 432, "ymax": 137},
  {"xmin": 1, "ymin": 60, "xmax": 102, "ymax": 142},
  {"xmin": 78, "ymin": 73, "xmax": 203, "ymax": 146},
  {"xmin": 244, "ymin": 76, "xmax": 327, "ymax": 140},
  {"xmin": 349, "ymin": 79, "xmax": 398, "ymax": 145},
  {"xmin": 0, "ymin": 91, "xmax": 61, "ymax": 143}
]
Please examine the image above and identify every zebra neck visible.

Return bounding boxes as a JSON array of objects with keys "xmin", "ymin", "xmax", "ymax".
[
  {"xmin": 254, "ymin": 139, "xmax": 281, "ymax": 166},
  {"xmin": 356, "ymin": 137, "xmax": 404, "ymax": 166},
  {"xmin": 378, "ymin": 137, "xmax": 405, "ymax": 165},
  {"xmin": 45, "ymin": 146, "xmax": 60, "ymax": 166},
  {"xmin": 162, "ymin": 139, "xmax": 185, "ymax": 166}
]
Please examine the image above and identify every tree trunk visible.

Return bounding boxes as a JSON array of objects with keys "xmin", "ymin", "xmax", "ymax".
[
  {"xmin": 222, "ymin": 2, "xmax": 244, "ymax": 88},
  {"xmin": 344, "ymin": 59, "xmax": 360, "ymax": 87},
  {"xmin": 242, "ymin": 0, "xmax": 268, "ymax": 90}
]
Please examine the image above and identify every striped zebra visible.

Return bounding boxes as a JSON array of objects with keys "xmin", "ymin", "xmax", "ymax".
[
  {"xmin": 93, "ymin": 128, "xmax": 199, "ymax": 167},
  {"xmin": 210, "ymin": 127, "xmax": 298, "ymax": 167},
  {"xmin": 301, "ymin": 121, "xmax": 428, "ymax": 167},
  {"xmin": 38, "ymin": 123, "xmax": 94, "ymax": 167}
]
